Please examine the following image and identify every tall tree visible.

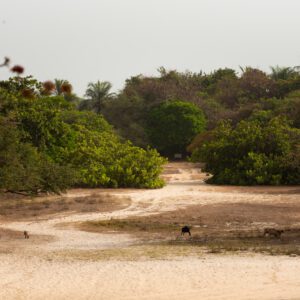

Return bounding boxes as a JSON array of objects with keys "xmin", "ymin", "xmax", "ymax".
[
  {"xmin": 269, "ymin": 66, "xmax": 299, "ymax": 81},
  {"xmin": 53, "ymin": 79, "xmax": 72, "ymax": 95},
  {"xmin": 51, "ymin": 79, "xmax": 79, "ymax": 103},
  {"xmin": 146, "ymin": 100, "xmax": 206, "ymax": 156},
  {"xmin": 83, "ymin": 81, "xmax": 114, "ymax": 113}
]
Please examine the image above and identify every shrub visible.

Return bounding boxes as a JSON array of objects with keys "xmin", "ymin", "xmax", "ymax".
[
  {"xmin": 146, "ymin": 100, "xmax": 206, "ymax": 156},
  {"xmin": 64, "ymin": 126, "xmax": 166, "ymax": 188},
  {"xmin": 0, "ymin": 87, "xmax": 166, "ymax": 193},
  {"xmin": 0, "ymin": 118, "xmax": 76, "ymax": 193},
  {"xmin": 192, "ymin": 117, "xmax": 300, "ymax": 185}
]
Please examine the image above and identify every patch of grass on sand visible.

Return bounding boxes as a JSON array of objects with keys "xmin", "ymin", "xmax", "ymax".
[
  {"xmin": 0, "ymin": 193, "xmax": 130, "ymax": 220},
  {"xmin": 169, "ymin": 239, "xmax": 300, "ymax": 257},
  {"xmin": 81, "ymin": 219, "xmax": 179, "ymax": 234},
  {"xmin": 80, "ymin": 217, "xmax": 300, "ymax": 258},
  {"xmin": 51, "ymin": 244, "xmax": 207, "ymax": 261}
]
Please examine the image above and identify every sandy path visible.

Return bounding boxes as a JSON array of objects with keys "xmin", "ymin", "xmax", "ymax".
[
  {"xmin": 2, "ymin": 163, "xmax": 299, "ymax": 250},
  {"xmin": 0, "ymin": 162, "xmax": 300, "ymax": 300}
]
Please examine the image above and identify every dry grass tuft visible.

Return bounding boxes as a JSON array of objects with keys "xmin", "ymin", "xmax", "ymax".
[{"xmin": 0, "ymin": 192, "xmax": 130, "ymax": 220}]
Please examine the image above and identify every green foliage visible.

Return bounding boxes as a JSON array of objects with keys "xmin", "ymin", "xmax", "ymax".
[
  {"xmin": 201, "ymin": 68, "xmax": 237, "ymax": 92},
  {"xmin": 16, "ymin": 96, "xmax": 73, "ymax": 150},
  {"xmin": 192, "ymin": 117, "xmax": 300, "ymax": 185},
  {"xmin": 101, "ymin": 66, "xmax": 300, "ymax": 149},
  {"xmin": 270, "ymin": 66, "xmax": 299, "ymax": 81},
  {"xmin": 0, "ymin": 119, "xmax": 40, "ymax": 192},
  {"xmin": 0, "ymin": 117, "xmax": 76, "ymax": 194},
  {"xmin": 0, "ymin": 83, "xmax": 166, "ymax": 194},
  {"xmin": 80, "ymin": 81, "xmax": 114, "ymax": 113},
  {"xmin": 102, "ymin": 95, "xmax": 149, "ymax": 147},
  {"xmin": 0, "ymin": 76, "xmax": 42, "ymax": 98},
  {"xmin": 239, "ymin": 67, "xmax": 274, "ymax": 100},
  {"xmin": 101, "ymin": 69, "xmax": 207, "ymax": 147},
  {"xmin": 61, "ymin": 120, "xmax": 166, "ymax": 188},
  {"xmin": 146, "ymin": 100, "xmax": 206, "ymax": 156},
  {"xmin": 2, "ymin": 63, "xmax": 300, "ymax": 191}
]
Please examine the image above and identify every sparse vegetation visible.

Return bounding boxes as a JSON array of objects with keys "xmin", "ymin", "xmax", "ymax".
[
  {"xmin": 0, "ymin": 193, "xmax": 130, "ymax": 220},
  {"xmin": 80, "ymin": 199, "xmax": 300, "ymax": 257},
  {"xmin": 82, "ymin": 219, "xmax": 179, "ymax": 234}
]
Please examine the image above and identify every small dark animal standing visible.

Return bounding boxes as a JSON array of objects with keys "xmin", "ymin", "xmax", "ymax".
[
  {"xmin": 24, "ymin": 231, "xmax": 29, "ymax": 239},
  {"xmin": 263, "ymin": 228, "xmax": 284, "ymax": 239},
  {"xmin": 181, "ymin": 226, "xmax": 191, "ymax": 236}
]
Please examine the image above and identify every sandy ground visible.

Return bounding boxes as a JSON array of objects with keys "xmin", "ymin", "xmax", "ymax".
[{"xmin": 0, "ymin": 162, "xmax": 300, "ymax": 300}]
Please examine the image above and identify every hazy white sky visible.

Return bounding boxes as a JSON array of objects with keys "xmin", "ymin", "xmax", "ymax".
[{"xmin": 1, "ymin": 0, "xmax": 300, "ymax": 96}]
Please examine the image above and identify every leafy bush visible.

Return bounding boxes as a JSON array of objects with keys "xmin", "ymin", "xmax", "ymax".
[
  {"xmin": 192, "ymin": 117, "xmax": 300, "ymax": 185},
  {"xmin": 0, "ymin": 85, "xmax": 166, "ymax": 194},
  {"xmin": 146, "ymin": 100, "xmax": 206, "ymax": 156},
  {"xmin": 64, "ymin": 126, "xmax": 166, "ymax": 188},
  {"xmin": 0, "ymin": 118, "xmax": 76, "ymax": 194}
]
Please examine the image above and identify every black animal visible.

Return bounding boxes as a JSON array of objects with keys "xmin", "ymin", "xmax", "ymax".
[
  {"xmin": 24, "ymin": 231, "xmax": 29, "ymax": 239},
  {"xmin": 263, "ymin": 228, "xmax": 284, "ymax": 239},
  {"xmin": 181, "ymin": 226, "xmax": 191, "ymax": 236}
]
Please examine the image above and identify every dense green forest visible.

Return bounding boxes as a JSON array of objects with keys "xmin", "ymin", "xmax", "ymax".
[{"xmin": 0, "ymin": 62, "xmax": 299, "ymax": 193}]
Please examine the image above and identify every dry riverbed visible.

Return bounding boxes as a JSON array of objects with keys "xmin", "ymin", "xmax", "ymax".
[{"xmin": 1, "ymin": 162, "xmax": 300, "ymax": 300}]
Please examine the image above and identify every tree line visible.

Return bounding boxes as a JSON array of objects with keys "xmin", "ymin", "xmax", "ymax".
[
  {"xmin": 88, "ymin": 66, "xmax": 300, "ymax": 185},
  {"xmin": 1, "ymin": 61, "xmax": 299, "ymax": 192}
]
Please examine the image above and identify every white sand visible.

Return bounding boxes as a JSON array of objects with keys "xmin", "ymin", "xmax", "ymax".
[
  {"xmin": 1, "ymin": 163, "xmax": 300, "ymax": 300},
  {"xmin": 1, "ymin": 255, "xmax": 300, "ymax": 300}
]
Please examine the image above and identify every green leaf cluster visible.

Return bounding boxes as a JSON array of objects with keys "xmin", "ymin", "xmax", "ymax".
[
  {"xmin": 192, "ymin": 117, "xmax": 300, "ymax": 185},
  {"xmin": 0, "ymin": 84, "xmax": 166, "ymax": 194},
  {"xmin": 0, "ymin": 117, "xmax": 77, "ymax": 194},
  {"xmin": 100, "ymin": 66, "xmax": 300, "ymax": 149},
  {"xmin": 146, "ymin": 100, "xmax": 206, "ymax": 156}
]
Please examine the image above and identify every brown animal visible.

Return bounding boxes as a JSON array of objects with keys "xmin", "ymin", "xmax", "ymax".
[
  {"xmin": 24, "ymin": 231, "xmax": 29, "ymax": 239},
  {"xmin": 263, "ymin": 228, "xmax": 284, "ymax": 239},
  {"xmin": 181, "ymin": 226, "xmax": 191, "ymax": 236}
]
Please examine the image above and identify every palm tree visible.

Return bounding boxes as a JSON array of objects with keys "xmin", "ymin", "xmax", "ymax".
[
  {"xmin": 50, "ymin": 79, "xmax": 79, "ymax": 103},
  {"xmin": 83, "ymin": 81, "xmax": 114, "ymax": 113},
  {"xmin": 269, "ymin": 66, "xmax": 298, "ymax": 81},
  {"xmin": 54, "ymin": 79, "xmax": 72, "ymax": 95}
]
